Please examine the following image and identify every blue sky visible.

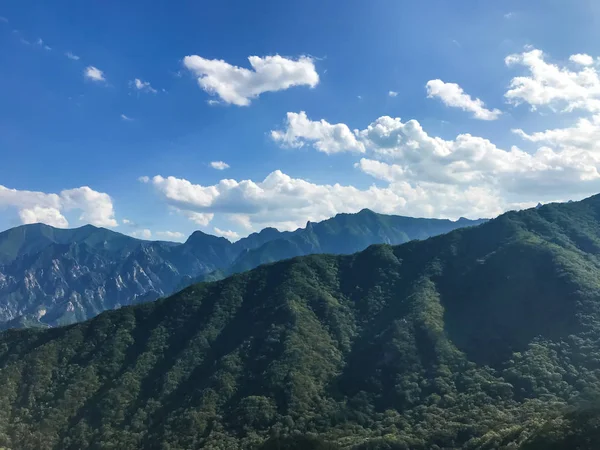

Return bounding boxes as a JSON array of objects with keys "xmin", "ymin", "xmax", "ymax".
[{"xmin": 2, "ymin": 0, "xmax": 600, "ymax": 241}]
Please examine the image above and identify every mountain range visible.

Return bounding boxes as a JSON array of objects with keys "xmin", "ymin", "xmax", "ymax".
[
  {"xmin": 0, "ymin": 196, "xmax": 599, "ymax": 448},
  {"xmin": 0, "ymin": 210, "xmax": 485, "ymax": 329}
]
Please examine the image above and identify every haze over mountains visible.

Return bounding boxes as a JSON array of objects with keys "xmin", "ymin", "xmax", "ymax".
[
  {"xmin": 0, "ymin": 210, "xmax": 485, "ymax": 329},
  {"xmin": 0, "ymin": 196, "xmax": 599, "ymax": 449}
]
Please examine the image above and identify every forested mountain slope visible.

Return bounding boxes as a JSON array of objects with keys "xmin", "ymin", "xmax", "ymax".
[
  {"xmin": 0, "ymin": 212, "xmax": 483, "ymax": 329},
  {"xmin": 2, "ymin": 197, "xmax": 600, "ymax": 449}
]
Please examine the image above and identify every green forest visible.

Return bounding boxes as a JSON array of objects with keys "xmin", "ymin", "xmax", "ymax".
[{"xmin": 2, "ymin": 196, "xmax": 600, "ymax": 449}]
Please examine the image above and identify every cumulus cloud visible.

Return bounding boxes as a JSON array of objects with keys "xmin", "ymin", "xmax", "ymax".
[
  {"xmin": 271, "ymin": 111, "xmax": 366, "ymax": 154},
  {"xmin": 182, "ymin": 54, "xmax": 319, "ymax": 106},
  {"xmin": 213, "ymin": 227, "xmax": 240, "ymax": 241},
  {"xmin": 156, "ymin": 231, "xmax": 185, "ymax": 241},
  {"xmin": 210, "ymin": 161, "xmax": 230, "ymax": 170},
  {"xmin": 388, "ymin": 91, "xmax": 398, "ymax": 97},
  {"xmin": 84, "ymin": 66, "xmax": 105, "ymax": 82},
  {"xmin": 355, "ymin": 115, "xmax": 600, "ymax": 196},
  {"xmin": 19, "ymin": 207, "xmax": 68, "ymax": 228},
  {"xmin": 0, "ymin": 185, "xmax": 117, "ymax": 228},
  {"xmin": 181, "ymin": 211, "xmax": 214, "ymax": 226},
  {"xmin": 131, "ymin": 229, "xmax": 152, "ymax": 239},
  {"xmin": 505, "ymin": 48, "xmax": 600, "ymax": 112},
  {"xmin": 130, "ymin": 78, "xmax": 157, "ymax": 93},
  {"xmin": 142, "ymin": 47, "xmax": 600, "ymax": 234},
  {"xmin": 65, "ymin": 51, "xmax": 80, "ymax": 61},
  {"xmin": 570, "ymin": 54, "xmax": 595, "ymax": 66},
  {"xmin": 145, "ymin": 110, "xmax": 600, "ymax": 232},
  {"xmin": 426, "ymin": 79, "xmax": 502, "ymax": 120}
]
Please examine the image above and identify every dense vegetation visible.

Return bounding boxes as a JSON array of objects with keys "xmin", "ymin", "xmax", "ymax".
[
  {"xmin": 0, "ymin": 212, "xmax": 483, "ymax": 329},
  {"xmin": 1, "ymin": 197, "xmax": 600, "ymax": 448}
]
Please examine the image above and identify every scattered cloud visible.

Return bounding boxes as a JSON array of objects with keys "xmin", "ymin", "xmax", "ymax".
[
  {"xmin": 131, "ymin": 229, "xmax": 152, "ymax": 239},
  {"xmin": 213, "ymin": 227, "xmax": 240, "ymax": 241},
  {"xmin": 84, "ymin": 66, "xmax": 106, "ymax": 82},
  {"xmin": 210, "ymin": 161, "xmax": 230, "ymax": 170},
  {"xmin": 569, "ymin": 53, "xmax": 595, "ymax": 66},
  {"xmin": 207, "ymin": 99, "xmax": 221, "ymax": 106},
  {"xmin": 182, "ymin": 54, "xmax": 319, "ymax": 106},
  {"xmin": 120, "ymin": 114, "xmax": 133, "ymax": 121},
  {"xmin": 388, "ymin": 91, "xmax": 398, "ymax": 97},
  {"xmin": 426, "ymin": 79, "xmax": 502, "ymax": 120},
  {"xmin": 271, "ymin": 111, "xmax": 366, "ymax": 154},
  {"xmin": 0, "ymin": 185, "xmax": 117, "ymax": 228},
  {"xmin": 35, "ymin": 38, "xmax": 51, "ymax": 51},
  {"xmin": 65, "ymin": 51, "xmax": 80, "ymax": 61},
  {"xmin": 505, "ymin": 48, "xmax": 600, "ymax": 112},
  {"xmin": 181, "ymin": 211, "xmax": 214, "ymax": 226},
  {"xmin": 122, "ymin": 218, "xmax": 133, "ymax": 225},
  {"xmin": 130, "ymin": 78, "xmax": 157, "ymax": 93},
  {"xmin": 156, "ymin": 230, "xmax": 185, "ymax": 241},
  {"xmin": 138, "ymin": 176, "xmax": 150, "ymax": 183},
  {"xmin": 504, "ymin": 12, "xmax": 514, "ymax": 19},
  {"xmin": 0, "ymin": 16, "xmax": 8, "ymax": 23}
]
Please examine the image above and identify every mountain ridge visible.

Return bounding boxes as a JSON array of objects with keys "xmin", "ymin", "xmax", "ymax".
[
  {"xmin": 0, "ymin": 210, "xmax": 485, "ymax": 329},
  {"xmin": 0, "ymin": 196, "xmax": 599, "ymax": 448}
]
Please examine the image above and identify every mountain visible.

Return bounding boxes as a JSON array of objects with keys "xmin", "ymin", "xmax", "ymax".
[
  {"xmin": 0, "ymin": 196, "xmax": 600, "ymax": 449},
  {"xmin": 203, "ymin": 210, "xmax": 487, "ymax": 280},
  {"xmin": 0, "ymin": 212, "xmax": 484, "ymax": 329}
]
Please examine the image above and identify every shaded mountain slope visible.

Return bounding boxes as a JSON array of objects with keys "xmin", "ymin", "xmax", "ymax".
[{"xmin": 1, "ymin": 197, "xmax": 600, "ymax": 448}]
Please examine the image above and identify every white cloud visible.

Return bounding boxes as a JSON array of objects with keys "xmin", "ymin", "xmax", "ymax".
[
  {"xmin": 0, "ymin": 16, "xmax": 8, "ymax": 23},
  {"xmin": 131, "ymin": 229, "xmax": 152, "ymax": 239},
  {"xmin": 121, "ymin": 114, "xmax": 133, "ymax": 121},
  {"xmin": 35, "ymin": 38, "xmax": 51, "ymax": 51},
  {"xmin": 19, "ymin": 207, "xmax": 68, "ymax": 228},
  {"xmin": 271, "ymin": 111, "xmax": 366, "ymax": 154},
  {"xmin": 426, "ymin": 79, "xmax": 502, "ymax": 120},
  {"xmin": 60, "ymin": 187, "xmax": 118, "ymax": 228},
  {"xmin": 210, "ymin": 161, "xmax": 230, "ymax": 170},
  {"xmin": 570, "ymin": 53, "xmax": 595, "ymax": 66},
  {"xmin": 0, "ymin": 185, "xmax": 117, "ymax": 228},
  {"xmin": 182, "ymin": 54, "xmax": 319, "ymax": 106},
  {"xmin": 504, "ymin": 12, "xmax": 514, "ymax": 19},
  {"xmin": 213, "ymin": 227, "xmax": 240, "ymax": 241},
  {"xmin": 388, "ymin": 91, "xmax": 398, "ymax": 97},
  {"xmin": 156, "ymin": 230, "xmax": 185, "ymax": 241},
  {"xmin": 181, "ymin": 211, "xmax": 214, "ymax": 226},
  {"xmin": 84, "ymin": 66, "xmax": 106, "ymax": 82},
  {"xmin": 207, "ymin": 100, "xmax": 221, "ymax": 106},
  {"xmin": 355, "ymin": 115, "xmax": 600, "ymax": 196},
  {"xmin": 138, "ymin": 176, "xmax": 150, "ymax": 183},
  {"xmin": 122, "ymin": 218, "xmax": 132, "ymax": 225},
  {"xmin": 65, "ymin": 51, "xmax": 80, "ymax": 61},
  {"xmin": 151, "ymin": 104, "xmax": 600, "ymax": 231},
  {"xmin": 505, "ymin": 48, "xmax": 600, "ymax": 112},
  {"xmin": 130, "ymin": 78, "xmax": 157, "ymax": 93}
]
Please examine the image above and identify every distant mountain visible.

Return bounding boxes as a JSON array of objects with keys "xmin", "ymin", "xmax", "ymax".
[
  {"xmin": 228, "ymin": 209, "xmax": 487, "ymax": 274},
  {"xmin": 0, "ymin": 196, "xmax": 599, "ymax": 448},
  {"xmin": 0, "ymin": 211, "xmax": 484, "ymax": 329}
]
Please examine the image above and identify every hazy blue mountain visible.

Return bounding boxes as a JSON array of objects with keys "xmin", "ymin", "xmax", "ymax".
[
  {"xmin": 227, "ymin": 209, "xmax": 487, "ymax": 273},
  {"xmin": 0, "ymin": 211, "xmax": 484, "ymax": 329}
]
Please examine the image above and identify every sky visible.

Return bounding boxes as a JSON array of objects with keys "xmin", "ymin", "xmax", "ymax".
[{"xmin": 2, "ymin": 0, "xmax": 600, "ymax": 242}]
